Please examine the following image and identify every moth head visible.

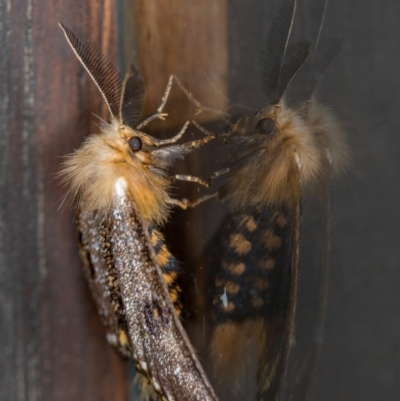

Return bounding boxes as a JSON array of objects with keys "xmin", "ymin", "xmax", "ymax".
[
  {"xmin": 223, "ymin": 101, "xmax": 322, "ymax": 209},
  {"xmin": 61, "ymin": 119, "xmax": 181, "ymax": 224},
  {"xmin": 59, "ymin": 24, "xmax": 192, "ymax": 224}
]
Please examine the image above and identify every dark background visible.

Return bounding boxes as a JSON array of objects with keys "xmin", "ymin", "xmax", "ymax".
[{"xmin": 0, "ymin": 0, "xmax": 398, "ymax": 400}]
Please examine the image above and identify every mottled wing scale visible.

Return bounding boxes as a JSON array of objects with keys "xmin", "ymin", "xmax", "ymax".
[
  {"xmin": 77, "ymin": 206, "xmax": 134, "ymax": 359},
  {"xmin": 59, "ymin": 23, "xmax": 121, "ymax": 118},
  {"xmin": 108, "ymin": 180, "xmax": 218, "ymax": 401},
  {"xmin": 77, "ymin": 182, "xmax": 218, "ymax": 401}
]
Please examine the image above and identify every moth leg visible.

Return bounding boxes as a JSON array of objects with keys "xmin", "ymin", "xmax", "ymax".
[
  {"xmin": 166, "ymin": 197, "xmax": 191, "ymax": 210},
  {"xmin": 135, "ymin": 75, "xmax": 174, "ymax": 130},
  {"xmin": 180, "ymin": 134, "xmax": 216, "ymax": 151},
  {"xmin": 154, "ymin": 120, "xmax": 191, "ymax": 146},
  {"xmin": 175, "ymin": 174, "xmax": 210, "ymax": 188},
  {"xmin": 186, "ymin": 192, "xmax": 219, "ymax": 208},
  {"xmin": 167, "ymin": 192, "xmax": 219, "ymax": 210},
  {"xmin": 209, "ymin": 167, "xmax": 230, "ymax": 182},
  {"xmin": 174, "ymin": 168, "xmax": 229, "ymax": 189},
  {"xmin": 174, "ymin": 75, "xmax": 233, "ymax": 123}
]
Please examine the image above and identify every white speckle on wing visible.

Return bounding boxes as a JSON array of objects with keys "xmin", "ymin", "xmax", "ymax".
[
  {"xmin": 220, "ymin": 287, "xmax": 228, "ymax": 308},
  {"xmin": 152, "ymin": 379, "xmax": 161, "ymax": 391},
  {"xmin": 140, "ymin": 361, "xmax": 148, "ymax": 372},
  {"xmin": 106, "ymin": 333, "xmax": 118, "ymax": 345},
  {"xmin": 166, "ymin": 391, "xmax": 175, "ymax": 401}
]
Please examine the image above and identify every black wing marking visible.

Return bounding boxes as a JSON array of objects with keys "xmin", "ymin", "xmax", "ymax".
[
  {"xmin": 59, "ymin": 23, "xmax": 121, "ymax": 119},
  {"xmin": 109, "ymin": 186, "xmax": 218, "ymax": 401},
  {"xmin": 259, "ymin": 0, "xmax": 297, "ymax": 104},
  {"xmin": 277, "ymin": 41, "xmax": 311, "ymax": 101},
  {"xmin": 119, "ymin": 64, "xmax": 145, "ymax": 128}
]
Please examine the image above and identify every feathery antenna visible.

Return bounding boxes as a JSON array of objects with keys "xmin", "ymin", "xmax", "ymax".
[
  {"xmin": 259, "ymin": 0, "xmax": 297, "ymax": 104},
  {"xmin": 59, "ymin": 23, "xmax": 121, "ymax": 119},
  {"xmin": 119, "ymin": 65, "xmax": 145, "ymax": 128}
]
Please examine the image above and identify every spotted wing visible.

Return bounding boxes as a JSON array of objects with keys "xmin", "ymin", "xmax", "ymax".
[
  {"xmin": 77, "ymin": 207, "xmax": 134, "ymax": 359},
  {"xmin": 207, "ymin": 193, "xmax": 300, "ymax": 401},
  {"xmin": 102, "ymin": 181, "xmax": 217, "ymax": 401}
]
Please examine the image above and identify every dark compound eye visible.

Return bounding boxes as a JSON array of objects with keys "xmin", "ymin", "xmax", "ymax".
[
  {"xmin": 129, "ymin": 136, "xmax": 142, "ymax": 152},
  {"xmin": 256, "ymin": 117, "xmax": 275, "ymax": 134}
]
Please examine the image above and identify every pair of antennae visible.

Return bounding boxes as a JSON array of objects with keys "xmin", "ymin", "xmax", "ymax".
[
  {"xmin": 259, "ymin": 0, "xmax": 310, "ymax": 105},
  {"xmin": 259, "ymin": 0, "xmax": 342, "ymax": 105},
  {"xmin": 59, "ymin": 23, "xmax": 144, "ymax": 129}
]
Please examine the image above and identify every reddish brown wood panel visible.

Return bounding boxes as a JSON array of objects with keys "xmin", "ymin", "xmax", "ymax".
[
  {"xmin": 134, "ymin": 0, "xmax": 228, "ymax": 128},
  {"xmin": 0, "ymin": 1, "xmax": 129, "ymax": 400}
]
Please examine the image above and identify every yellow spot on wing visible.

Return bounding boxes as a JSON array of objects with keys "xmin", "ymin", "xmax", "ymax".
[
  {"xmin": 256, "ymin": 279, "xmax": 270, "ymax": 290},
  {"xmin": 169, "ymin": 289, "xmax": 179, "ymax": 303},
  {"xmin": 224, "ymin": 302, "xmax": 235, "ymax": 312},
  {"xmin": 150, "ymin": 230, "xmax": 160, "ymax": 247},
  {"xmin": 222, "ymin": 261, "xmax": 246, "ymax": 275},
  {"xmin": 118, "ymin": 330, "xmax": 130, "ymax": 346},
  {"xmin": 275, "ymin": 213, "xmax": 287, "ymax": 227},
  {"xmin": 163, "ymin": 271, "xmax": 177, "ymax": 285},
  {"xmin": 258, "ymin": 258, "xmax": 275, "ymax": 271},
  {"xmin": 225, "ymin": 282, "xmax": 240, "ymax": 294},
  {"xmin": 229, "ymin": 233, "xmax": 252, "ymax": 255},
  {"xmin": 239, "ymin": 215, "xmax": 257, "ymax": 232},
  {"xmin": 251, "ymin": 297, "xmax": 264, "ymax": 308},
  {"xmin": 261, "ymin": 229, "xmax": 282, "ymax": 250},
  {"xmin": 157, "ymin": 244, "xmax": 171, "ymax": 267}
]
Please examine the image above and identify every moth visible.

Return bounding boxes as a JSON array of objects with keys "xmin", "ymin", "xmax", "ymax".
[
  {"xmin": 58, "ymin": 23, "xmax": 218, "ymax": 401},
  {"xmin": 175, "ymin": 0, "xmax": 348, "ymax": 399},
  {"xmin": 282, "ymin": 1, "xmax": 349, "ymax": 400}
]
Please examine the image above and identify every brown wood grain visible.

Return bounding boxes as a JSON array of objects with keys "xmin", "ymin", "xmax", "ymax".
[
  {"xmin": 134, "ymin": 0, "xmax": 228, "ymax": 128},
  {"xmin": 0, "ymin": 1, "xmax": 129, "ymax": 400}
]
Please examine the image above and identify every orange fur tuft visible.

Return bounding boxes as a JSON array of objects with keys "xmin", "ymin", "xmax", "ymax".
[{"xmin": 60, "ymin": 119, "xmax": 171, "ymax": 224}]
